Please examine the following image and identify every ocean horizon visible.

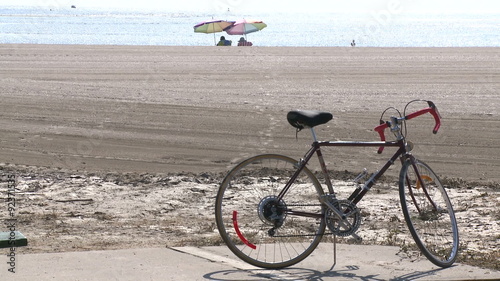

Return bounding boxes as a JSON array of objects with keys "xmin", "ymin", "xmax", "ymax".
[{"xmin": 1, "ymin": 5, "xmax": 499, "ymax": 47}]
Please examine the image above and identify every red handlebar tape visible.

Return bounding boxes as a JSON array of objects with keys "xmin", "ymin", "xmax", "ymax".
[{"xmin": 374, "ymin": 107, "xmax": 441, "ymax": 154}]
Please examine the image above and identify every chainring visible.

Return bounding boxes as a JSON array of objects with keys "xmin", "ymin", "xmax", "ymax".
[{"xmin": 325, "ymin": 199, "xmax": 361, "ymax": 237}]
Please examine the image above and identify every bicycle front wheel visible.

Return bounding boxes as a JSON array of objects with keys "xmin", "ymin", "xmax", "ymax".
[
  {"xmin": 215, "ymin": 154, "xmax": 326, "ymax": 269},
  {"xmin": 399, "ymin": 158, "xmax": 459, "ymax": 268}
]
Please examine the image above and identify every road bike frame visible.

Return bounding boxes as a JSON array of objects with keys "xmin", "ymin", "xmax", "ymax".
[
  {"xmin": 277, "ymin": 103, "xmax": 441, "ymax": 218},
  {"xmin": 277, "ymin": 138, "xmax": 403, "ymax": 202},
  {"xmin": 275, "ymin": 135, "xmax": 407, "ymax": 223}
]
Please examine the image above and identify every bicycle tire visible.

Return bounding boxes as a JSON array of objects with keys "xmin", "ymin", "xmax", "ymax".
[
  {"xmin": 215, "ymin": 154, "xmax": 326, "ymax": 269},
  {"xmin": 399, "ymin": 158, "xmax": 459, "ymax": 268}
]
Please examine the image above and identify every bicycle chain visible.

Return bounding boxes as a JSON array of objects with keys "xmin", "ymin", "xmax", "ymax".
[
  {"xmin": 275, "ymin": 202, "xmax": 361, "ymax": 238},
  {"xmin": 270, "ymin": 232, "xmax": 335, "ymax": 238},
  {"xmin": 286, "ymin": 203, "xmax": 323, "ymax": 207},
  {"xmin": 269, "ymin": 203, "xmax": 327, "ymax": 238}
]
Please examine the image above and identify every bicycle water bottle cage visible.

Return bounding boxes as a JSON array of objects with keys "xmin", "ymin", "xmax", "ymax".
[{"xmin": 287, "ymin": 110, "xmax": 333, "ymax": 130}]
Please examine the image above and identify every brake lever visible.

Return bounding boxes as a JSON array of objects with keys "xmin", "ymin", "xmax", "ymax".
[
  {"xmin": 374, "ymin": 120, "xmax": 389, "ymax": 154},
  {"xmin": 427, "ymin": 101, "xmax": 441, "ymax": 134}
]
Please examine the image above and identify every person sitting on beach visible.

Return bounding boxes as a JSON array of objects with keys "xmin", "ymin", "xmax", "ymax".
[
  {"xmin": 217, "ymin": 36, "xmax": 232, "ymax": 46},
  {"xmin": 351, "ymin": 40, "xmax": 356, "ymax": 47},
  {"xmin": 237, "ymin": 37, "xmax": 253, "ymax": 46}
]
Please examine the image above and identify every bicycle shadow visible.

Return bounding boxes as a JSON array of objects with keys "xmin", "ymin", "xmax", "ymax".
[{"xmin": 202, "ymin": 265, "xmax": 450, "ymax": 281}]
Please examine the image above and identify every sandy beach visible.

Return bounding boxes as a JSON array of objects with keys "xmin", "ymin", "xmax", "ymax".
[
  {"xmin": 0, "ymin": 45, "xmax": 498, "ymax": 268},
  {"xmin": 1, "ymin": 45, "xmax": 498, "ymax": 180}
]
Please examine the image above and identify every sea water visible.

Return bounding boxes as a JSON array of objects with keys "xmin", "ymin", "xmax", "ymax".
[{"xmin": 0, "ymin": 6, "xmax": 498, "ymax": 47}]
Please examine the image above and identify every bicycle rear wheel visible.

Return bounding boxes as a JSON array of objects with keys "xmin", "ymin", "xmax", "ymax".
[
  {"xmin": 399, "ymin": 158, "xmax": 459, "ymax": 268},
  {"xmin": 215, "ymin": 154, "xmax": 326, "ymax": 269}
]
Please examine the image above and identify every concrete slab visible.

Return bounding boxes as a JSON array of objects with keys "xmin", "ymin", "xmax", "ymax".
[
  {"xmin": 2, "ymin": 247, "xmax": 249, "ymax": 281},
  {"xmin": 176, "ymin": 244, "xmax": 500, "ymax": 281},
  {"xmin": 2, "ymin": 244, "xmax": 499, "ymax": 280}
]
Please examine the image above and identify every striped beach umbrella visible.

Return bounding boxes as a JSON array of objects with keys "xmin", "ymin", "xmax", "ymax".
[
  {"xmin": 194, "ymin": 20, "xmax": 235, "ymax": 45},
  {"xmin": 225, "ymin": 19, "xmax": 267, "ymax": 36}
]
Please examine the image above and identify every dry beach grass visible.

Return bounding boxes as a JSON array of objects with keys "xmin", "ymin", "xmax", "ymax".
[{"xmin": 0, "ymin": 44, "xmax": 499, "ymax": 269}]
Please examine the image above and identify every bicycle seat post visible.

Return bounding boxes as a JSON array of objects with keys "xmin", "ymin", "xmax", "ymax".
[{"xmin": 310, "ymin": 127, "xmax": 318, "ymax": 142}]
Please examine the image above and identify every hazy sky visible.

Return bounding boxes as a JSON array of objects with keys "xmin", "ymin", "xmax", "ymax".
[{"xmin": 1, "ymin": 0, "xmax": 499, "ymax": 13}]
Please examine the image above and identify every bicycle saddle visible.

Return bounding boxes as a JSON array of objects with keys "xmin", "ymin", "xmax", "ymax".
[{"xmin": 287, "ymin": 110, "xmax": 333, "ymax": 129}]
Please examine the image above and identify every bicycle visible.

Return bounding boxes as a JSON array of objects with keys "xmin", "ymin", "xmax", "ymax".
[{"xmin": 215, "ymin": 100, "xmax": 459, "ymax": 269}]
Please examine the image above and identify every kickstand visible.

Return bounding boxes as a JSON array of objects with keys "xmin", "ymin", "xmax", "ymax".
[{"xmin": 326, "ymin": 234, "xmax": 337, "ymax": 272}]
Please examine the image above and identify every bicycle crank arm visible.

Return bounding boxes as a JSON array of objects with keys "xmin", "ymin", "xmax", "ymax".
[
  {"xmin": 320, "ymin": 197, "xmax": 347, "ymax": 220},
  {"xmin": 320, "ymin": 199, "xmax": 357, "ymax": 232},
  {"xmin": 321, "ymin": 196, "xmax": 363, "ymax": 241},
  {"xmin": 351, "ymin": 233, "xmax": 362, "ymax": 242}
]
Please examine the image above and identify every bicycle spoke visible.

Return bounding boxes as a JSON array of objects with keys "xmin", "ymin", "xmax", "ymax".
[
  {"xmin": 215, "ymin": 154, "xmax": 326, "ymax": 269},
  {"xmin": 399, "ymin": 159, "xmax": 459, "ymax": 267}
]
